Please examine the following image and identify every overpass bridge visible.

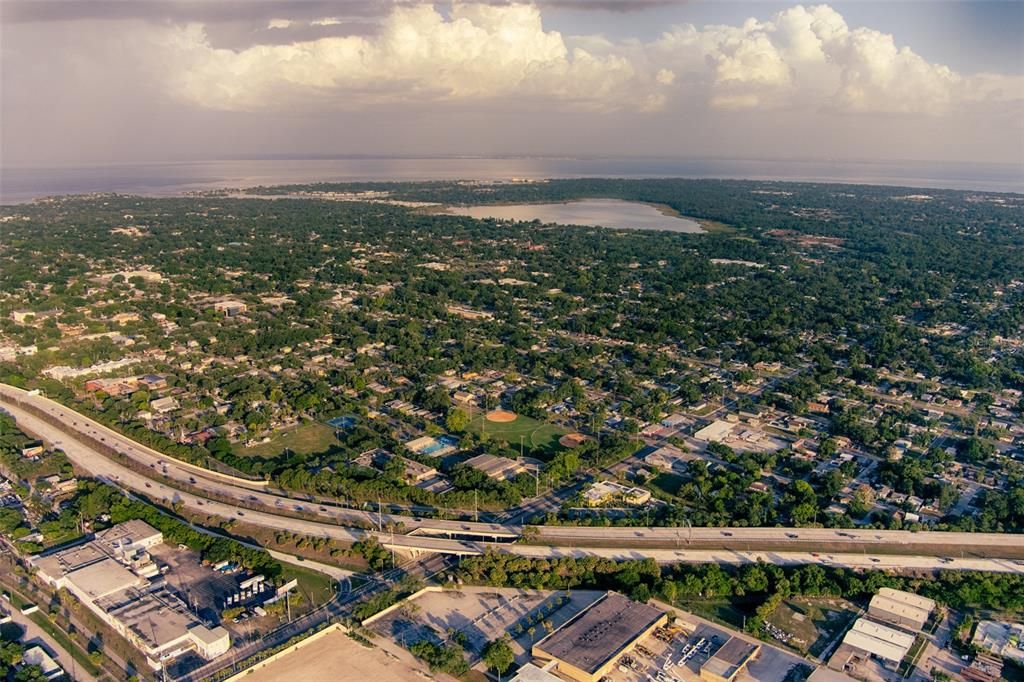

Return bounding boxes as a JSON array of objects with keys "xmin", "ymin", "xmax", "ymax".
[{"xmin": 2, "ymin": 384, "xmax": 1022, "ymax": 574}]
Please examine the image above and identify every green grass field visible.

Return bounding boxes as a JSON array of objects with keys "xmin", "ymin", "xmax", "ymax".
[
  {"xmin": 232, "ymin": 421, "xmax": 338, "ymax": 458},
  {"xmin": 466, "ymin": 412, "xmax": 568, "ymax": 458}
]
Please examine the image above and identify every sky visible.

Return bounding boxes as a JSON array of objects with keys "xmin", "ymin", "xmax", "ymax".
[{"xmin": 1, "ymin": 0, "xmax": 1022, "ymax": 168}]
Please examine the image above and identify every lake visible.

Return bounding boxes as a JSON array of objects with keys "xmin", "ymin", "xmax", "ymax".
[
  {"xmin": 2, "ymin": 157, "xmax": 1020, "ymax": 204},
  {"xmin": 448, "ymin": 199, "xmax": 704, "ymax": 232}
]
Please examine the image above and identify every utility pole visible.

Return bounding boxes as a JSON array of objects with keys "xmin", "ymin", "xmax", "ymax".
[{"xmin": 474, "ymin": 490, "xmax": 479, "ymax": 523}]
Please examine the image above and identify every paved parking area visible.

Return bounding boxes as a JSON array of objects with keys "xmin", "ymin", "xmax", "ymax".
[
  {"xmin": 369, "ymin": 587, "xmax": 603, "ymax": 665},
  {"xmin": 150, "ymin": 544, "xmax": 242, "ymax": 622}
]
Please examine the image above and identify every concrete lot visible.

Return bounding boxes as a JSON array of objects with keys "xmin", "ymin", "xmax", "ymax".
[
  {"xmin": 369, "ymin": 587, "xmax": 603, "ymax": 665},
  {"xmin": 151, "ymin": 544, "xmax": 242, "ymax": 623},
  {"xmin": 241, "ymin": 628, "xmax": 436, "ymax": 682}
]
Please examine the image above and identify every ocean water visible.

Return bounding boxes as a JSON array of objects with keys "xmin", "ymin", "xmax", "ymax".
[
  {"xmin": 1, "ymin": 157, "xmax": 1020, "ymax": 204},
  {"xmin": 449, "ymin": 199, "xmax": 704, "ymax": 232}
]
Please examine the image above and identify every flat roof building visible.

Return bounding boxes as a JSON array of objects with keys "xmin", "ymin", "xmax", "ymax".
[
  {"xmin": 868, "ymin": 588, "xmax": 935, "ymax": 632},
  {"xmin": 22, "ymin": 646, "xmax": 64, "ymax": 680},
  {"xmin": 829, "ymin": 618, "xmax": 915, "ymax": 672},
  {"xmin": 95, "ymin": 519, "xmax": 163, "ymax": 557},
  {"xmin": 65, "ymin": 558, "xmax": 147, "ymax": 601},
  {"xmin": 464, "ymin": 454, "xmax": 530, "ymax": 482},
  {"xmin": 582, "ymin": 480, "xmax": 651, "ymax": 507},
  {"xmin": 700, "ymin": 637, "xmax": 761, "ymax": 682},
  {"xmin": 31, "ymin": 521, "xmax": 230, "ymax": 671},
  {"xmin": 533, "ymin": 592, "xmax": 667, "ymax": 682}
]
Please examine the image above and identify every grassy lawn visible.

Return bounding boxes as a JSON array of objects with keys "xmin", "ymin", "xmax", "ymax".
[
  {"xmin": 466, "ymin": 413, "xmax": 568, "ymax": 458},
  {"xmin": 767, "ymin": 597, "xmax": 860, "ymax": 657},
  {"xmin": 282, "ymin": 563, "xmax": 340, "ymax": 609},
  {"xmin": 232, "ymin": 421, "xmax": 338, "ymax": 458},
  {"xmin": 677, "ymin": 598, "xmax": 752, "ymax": 630},
  {"xmin": 28, "ymin": 612, "xmax": 105, "ymax": 677}
]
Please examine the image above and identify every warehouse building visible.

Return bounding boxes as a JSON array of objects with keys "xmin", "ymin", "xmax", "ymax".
[
  {"xmin": 829, "ymin": 618, "xmax": 916, "ymax": 672},
  {"xmin": 32, "ymin": 520, "xmax": 230, "ymax": 671},
  {"xmin": 867, "ymin": 588, "xmax": 935, "ymax": 631},
  {"xmin": 700, "ymin": 637, "xmax": 761, "ymax": 682},
  {"xmin": 532, "ymin": 592, "xmax": 667, "ymax": 682}
]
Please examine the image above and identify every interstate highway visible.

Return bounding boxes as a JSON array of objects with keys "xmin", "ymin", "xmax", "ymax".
[{"xmin": 2, "ymin": 383, "xmax": 1023, "ymax": 572}]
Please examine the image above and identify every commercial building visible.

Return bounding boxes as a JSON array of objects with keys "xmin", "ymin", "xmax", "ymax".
[
  {"xmin": 700, "ymin": 637, "xmax": 761, "ymax": 682},
  {"xmin": 972, "ymin": 620, "xmax": 1024, "ymax": 663},
  {"xmin": 829, "ymin": 618, "xmax": 915, "ymax": 672},
  {"xmin": 511, "ymin": 661, "xmax": 562, "ymax": 682},
  {"xmin": 694, "ymin": 420, "xmax": 736, "ymax": 443},
  {"xmin": 464, "ymin": 454, "xmax": 530, "ymax": 482},
  {"xmin": 532, "ymin": 592, "xmax": 667, "ymax": 682},
  {"xmin": 32, "ymin": 520, "xmax": 230, "ymax": 671},
  {"xmin": 867, "ymin": 588, "xmax": 935, "ymax": 631}
]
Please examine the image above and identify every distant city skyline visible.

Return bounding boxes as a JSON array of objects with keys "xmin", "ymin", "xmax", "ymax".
[{"xmin": 2, "ymin": 0, "xmax": 1022, "ymax": 167}]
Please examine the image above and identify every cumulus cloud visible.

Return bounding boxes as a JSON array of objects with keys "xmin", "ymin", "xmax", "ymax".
[
  {"xmin": 153, "ymin": 2, "xmax": 1020, "ymax": 117},
  {"xmin": 161, "ymin": 3, "xmax": 649, "ymax": 112}
]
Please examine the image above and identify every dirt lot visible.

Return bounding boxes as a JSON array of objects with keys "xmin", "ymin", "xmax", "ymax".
[
  {"xmin": 765, "ymin": 596, "xmax": 860, "ymax": 657},
  {"xmin": 240, "ymin": 628, "xmax": 436, "ymax": 682}
]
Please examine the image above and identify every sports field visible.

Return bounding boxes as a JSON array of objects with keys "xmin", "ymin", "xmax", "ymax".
[{"xmin": 466, "ymin": 410, "xmax": 569, "ymax": 458}]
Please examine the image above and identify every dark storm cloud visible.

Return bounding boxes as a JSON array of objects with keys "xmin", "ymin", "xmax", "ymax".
[
  {"xmin": 1, "ymin": 0, "xmax": 683, "ymax": 25},
  {"xmin": 0, "ymin": 1, "xmax": 394, "ymax": 24}
]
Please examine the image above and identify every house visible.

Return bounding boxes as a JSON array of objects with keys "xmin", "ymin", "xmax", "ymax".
[
  {"xmin": 212, "ymin": 300, "xmax": 247, "ymax": 317},
  {"xmin": 150, "ymin": 397, "xmax": 180, "ymax": 414}
]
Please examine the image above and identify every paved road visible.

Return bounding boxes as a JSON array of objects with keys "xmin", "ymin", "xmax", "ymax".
[
  {"xmin": 2, "ymin": 384, "xmax": 1022, "ymax": 570},
  {"xmin": 507, "ymin": 545, "xmax": 1024, "ymax": 573},
  {"xmin": 3, "ymin": 602, "xmax": 99, "ymax": 682}
]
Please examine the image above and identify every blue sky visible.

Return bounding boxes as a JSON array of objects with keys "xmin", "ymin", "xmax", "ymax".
[{"xmin": 539, "ymin": 1, "xmax": 1023, "ymax": 72}]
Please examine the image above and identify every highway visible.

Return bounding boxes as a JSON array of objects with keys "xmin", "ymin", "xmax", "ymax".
[{"xmin": 2, "ymin": 384, "xmax": 1023, "ymax": 574}]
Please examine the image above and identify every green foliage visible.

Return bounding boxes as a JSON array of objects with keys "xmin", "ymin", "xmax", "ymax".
[
  {"xmin": 482, "ymin": 636, "xmax": 515, "ymax": 674},
  {"xmin": 409, "ymin": 640, "xmax": 469, "ymax": 676}
]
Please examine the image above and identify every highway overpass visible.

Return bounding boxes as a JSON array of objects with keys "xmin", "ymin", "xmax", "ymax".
[{"xmin": 2, "ymin": 383, "xmax": 1022, "ymax": 574}]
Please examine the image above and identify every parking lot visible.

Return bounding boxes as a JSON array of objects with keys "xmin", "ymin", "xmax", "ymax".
[
  {"xmin": 369, "ymin": 587, "xmax": 603, "ymax": 665},
  {"xmin": 150, "ymin": 544, "xmax": 246, "ymax": 622}
]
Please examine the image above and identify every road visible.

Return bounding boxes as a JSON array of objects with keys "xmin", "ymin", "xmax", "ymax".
[
  {"xmin": 180, "ymin": 553, "xmax": 452, "ymax": 682},
  {"xmin": 3, "ymin": 604, "xmax": 99, "ymax": 682},
  {"xmin": 2, "ymin": 384, "xmax": 1022, "ymax": 571}
]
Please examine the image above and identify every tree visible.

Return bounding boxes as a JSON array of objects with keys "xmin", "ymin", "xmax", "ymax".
[
  {"xmin": 482, "ymin": 636, "xmax": 515, "ymax": 676},
  {"xmin": 445, "ymin": 408, "xmax": 470, "ymax": 433}
]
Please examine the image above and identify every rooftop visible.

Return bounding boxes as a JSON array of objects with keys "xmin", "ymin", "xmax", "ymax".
[
  {"xmin": 535, "ymin": 592, "xmax": 665, "ymax": 675},
  {"xmin": 875, "ymin": 588, "xmax": 936, "ymax": 613},
  {"xmin": 66, "ymin": 558, "xmax": 144, "ymax": 600},
  {"xmin": 464, "ymin": 453, "xmax": 529, "ymax": 481},
  {"xmin": 840, "ymin": 618, "xmax": 915, "ymax": 663},
  {"xmin": 701, "ymin": 637, "xmax": 760, "ymax": 680},
  {"xmin": 95, "ymin": 519, "xmax": 162, "ymax": 551}
]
